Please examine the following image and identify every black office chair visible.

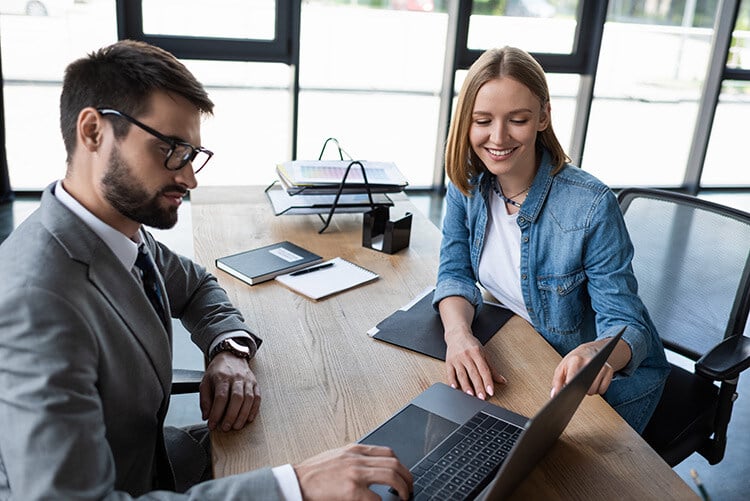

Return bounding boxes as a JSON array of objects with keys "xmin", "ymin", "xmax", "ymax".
[
  {"xmin": 617, "ymin": 187, "xmax": 750, "ymax": 466},
  {"xmin": 171, "ymin": 368, "xmax": 203, "ymax": 394}
]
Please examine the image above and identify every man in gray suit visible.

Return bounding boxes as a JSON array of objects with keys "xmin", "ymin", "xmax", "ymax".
[{"xmin": 0, "ymin": 40, "xmax": 412, "ymax": 500}]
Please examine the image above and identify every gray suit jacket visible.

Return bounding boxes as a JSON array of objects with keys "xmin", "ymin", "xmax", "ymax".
[{"xmin": 0, "ymin": 185, "xmax": 281, "ymax": 500}]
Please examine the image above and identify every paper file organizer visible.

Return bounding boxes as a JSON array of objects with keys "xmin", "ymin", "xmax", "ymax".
[{"xmin": 362, "ymin": 206, "xmax": 412, "ymax": 254}]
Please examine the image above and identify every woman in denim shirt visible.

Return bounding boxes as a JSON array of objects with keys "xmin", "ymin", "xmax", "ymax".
[{"xmin": 433, "ymin": 46, "xmax": 669, "ymax": 433}]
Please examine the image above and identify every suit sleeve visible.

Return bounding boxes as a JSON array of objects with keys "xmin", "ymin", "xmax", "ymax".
[
  {"xmin": 145, "ymin": 233, "xmax": 262, "ymax": 356},
  {"xmin": 0, "ymin": 285, "xmax": 280, "ymax": 500}
]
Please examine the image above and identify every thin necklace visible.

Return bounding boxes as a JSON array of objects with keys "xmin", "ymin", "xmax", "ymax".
[{"xmin": 492, "ymin": 177, "xmax": 530, "ymax": 208}]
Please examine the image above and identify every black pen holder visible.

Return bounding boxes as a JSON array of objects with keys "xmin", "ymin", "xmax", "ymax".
[{"xmin": 362, "ymin": 206, "xmax": 412, "ymax": 254}]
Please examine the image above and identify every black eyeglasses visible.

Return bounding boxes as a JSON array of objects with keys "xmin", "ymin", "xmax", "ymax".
[{"xmin": 97, "ymin": 108, "xmax": 213, "ymax": 173}]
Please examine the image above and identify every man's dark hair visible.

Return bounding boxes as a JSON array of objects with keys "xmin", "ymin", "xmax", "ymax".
[{"xmin": 59, "ymin": 39, "xmax": 214, "ymax": 163}]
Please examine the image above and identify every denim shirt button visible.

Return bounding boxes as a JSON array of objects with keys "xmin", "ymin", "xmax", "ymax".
[
  {"xmin": 519, "ymin": 217, "xmax": 526, "ymax": 224},
  {"xmin": 522, "ymin": 236, "xmax": 529, "ymax": 243},
  {"xmin": 521, "ymin": 273, "xmax": 527, "ymax": 280}
]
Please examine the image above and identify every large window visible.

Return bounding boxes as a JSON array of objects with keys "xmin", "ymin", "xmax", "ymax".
[
  {"xmin": 1, "ymin": 0, "xmax": 749, "ymax": 193},
  {"xmin": 468, "ymin": 0, "xmax": 581, "ymax": 54},
  {"xmin": 1, "ymin": 0, "xmax": 118, "ymax": 190},
  {"xmin": 142, "ymin": 0, "xmax": 276, "ymax": 40},
  {"xmin": 701, "ymin": 0, "xmax": 750, "ymax": 187},
  {"xmin": 583, "ymin": 2, "xmax": 719, "ymax": 186},
  {"xmin": 701, "ymin": 81, "xmax": 750, "ymax": 187},
  {"xmin": 179, "ymin": 60, "xmax": 291, "ymax": 187},
  {"xmin": 296, "ymin": 3, "xmax": 447, "ymax": 187}
]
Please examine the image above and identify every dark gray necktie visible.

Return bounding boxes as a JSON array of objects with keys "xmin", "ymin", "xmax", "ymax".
[{"xmin": 134, "ymin": 246, "xmax": 168, "ymax": 328}]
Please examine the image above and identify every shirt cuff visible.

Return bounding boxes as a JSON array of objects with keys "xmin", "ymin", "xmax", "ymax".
[{"xmin": 272, "ymin": 464, "xmax": 303, "ymax": 501}]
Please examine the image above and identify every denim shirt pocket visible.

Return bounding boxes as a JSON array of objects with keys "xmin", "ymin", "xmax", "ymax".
[{"xmin": 536, "ymin": 269, "xmax": 587, "ymax": 334}]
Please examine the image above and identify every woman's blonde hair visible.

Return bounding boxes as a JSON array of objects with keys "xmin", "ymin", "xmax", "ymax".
[{"xmin": 445, "ymin": 46, "xmax": 569, "ymax": 194}]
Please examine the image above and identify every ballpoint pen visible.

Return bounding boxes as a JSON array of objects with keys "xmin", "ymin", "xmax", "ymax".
[
  {"xmin": 690, "ymin": 469, "xmax": 711, "ymax": 501},
  {"xmin": 289, "ymin": 262, "xmax": 334, "ymax": 276}
]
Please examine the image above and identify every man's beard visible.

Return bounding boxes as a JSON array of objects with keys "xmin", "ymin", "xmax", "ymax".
[{"xmin": 102, "ymin": 146, "xmax": 185, "ymax": 229}]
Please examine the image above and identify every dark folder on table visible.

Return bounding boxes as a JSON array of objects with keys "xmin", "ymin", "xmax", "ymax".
[{"xmin": 367, "ymin": 288, "xmax": 514, "ymax": 360}]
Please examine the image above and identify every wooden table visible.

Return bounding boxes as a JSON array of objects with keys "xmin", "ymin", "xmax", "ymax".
[{"xmin": 191, "ymin": 186, "xmax": 697, "ymax": 500}]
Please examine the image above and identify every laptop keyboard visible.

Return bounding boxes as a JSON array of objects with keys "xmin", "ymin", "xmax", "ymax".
[{"xmin": 402, "ymin": 412, "xmax": 523, "ymax": 501}]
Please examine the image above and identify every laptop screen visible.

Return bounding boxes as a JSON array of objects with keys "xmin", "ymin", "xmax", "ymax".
[{"xmin": 360, "ymin": 404, "xmax": 458, "ymax": 469}]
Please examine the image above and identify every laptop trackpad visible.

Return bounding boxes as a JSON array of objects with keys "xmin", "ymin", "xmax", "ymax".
[{"xmin": 360, "ymin": 404, "xmax": 458, "ymax": 469}]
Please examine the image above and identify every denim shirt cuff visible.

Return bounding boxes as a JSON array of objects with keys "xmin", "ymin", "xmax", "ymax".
[
  {"xmin": 603, "ymin": 324, "xmax": 648, "ymax": 376},
  {"xmin": 433, "ymin": 279, "xmax": 484, "ymax": 316}
]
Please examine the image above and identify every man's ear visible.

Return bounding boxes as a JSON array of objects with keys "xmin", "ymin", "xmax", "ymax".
[{"xmin": 78, "ymin": 107, "xmax": 104, "ymax": 152}]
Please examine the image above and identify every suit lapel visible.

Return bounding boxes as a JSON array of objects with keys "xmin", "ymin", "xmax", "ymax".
[
  {"xmin": 40, "ymin": 187, "xmax": 173, "ymax": 398},
  {"xmin": 88, "ymin": 245, "xmax": 174, "ymax": 393}
]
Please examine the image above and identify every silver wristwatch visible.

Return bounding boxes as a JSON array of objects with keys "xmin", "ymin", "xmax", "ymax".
[{"xmin": 208, "ymin": 338, "xmax": 253, "ymax": 362}]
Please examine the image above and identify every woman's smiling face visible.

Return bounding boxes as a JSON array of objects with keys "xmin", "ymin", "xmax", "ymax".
[{"xmin": 469, "ymin": 76, "xmax": 550, "ymax": 179}]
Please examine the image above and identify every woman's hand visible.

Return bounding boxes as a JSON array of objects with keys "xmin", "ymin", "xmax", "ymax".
[
  {"xmin": 439, "ymin": 296, "xmax": 507, "ymax": 400},
  {"xmin": 550, "ymin": 337, "xmax": 632, "ymax": 398},
  {"xmin": 445, "ymin": 328, "xmax": 507, "ymax": 400}
]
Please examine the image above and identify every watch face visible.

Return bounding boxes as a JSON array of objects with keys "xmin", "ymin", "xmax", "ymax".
[
  {"xmin": 222, "ymin": 339, "xmax": 250, "ymax": 358},
  {"xmin": 211, "ymin": 338, "xmax": 252, "ymax": 361}
]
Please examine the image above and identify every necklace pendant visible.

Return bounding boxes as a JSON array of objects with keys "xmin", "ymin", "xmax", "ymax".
[{"xmin": 491, "ymin": 176, "xmax": 526, "ymax": 209}]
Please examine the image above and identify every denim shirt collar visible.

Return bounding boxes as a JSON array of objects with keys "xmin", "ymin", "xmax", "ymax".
[{"xmin": 477, "ymin": 148, "xmax": 556, "ymax": 224}]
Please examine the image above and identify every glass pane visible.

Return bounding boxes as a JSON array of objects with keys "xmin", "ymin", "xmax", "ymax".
[
  {"xmin": 727, "ymin": 0, "xmax": 750, "ymax": 69},
  {"xmin": 298, "ymin": 91, "xmax": 440, "ymax": 187},
  {"xmin": 545, "ymin": 73, "xmax": 579, "ymax": 158},
  {"xmin": 142, "ymin": 0, "xmax": 276, "ymax": 40},
  {"xmin": 182, "ymin": 60, "xmax": 290, "ymax": 186},
  {"xmin": 297, "ymin": 1, "xmax": 448, "ymax": 187},
  {"xmin": 701, "ymin": 81, "xmax": 750, "ymax": 187},
  {"xmin": 1, "ymin": 0, "xmax": 118, "ymax": 190},
  {"xmin": 468, "ymin": 0, "xmax": 581, "ymax": 54},
  {"xmin": 300, "ymin": 2, "xmax": 446, "ymax": 92},
  {"xmin": 582, "ymin": 2, "xmax": 719, "ymax": 187}
]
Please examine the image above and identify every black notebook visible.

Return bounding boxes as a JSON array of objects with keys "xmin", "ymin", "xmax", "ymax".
[
  {"xmin": 215, "ymin": 241, "xmax": 323, "ymax": 285},
  {"xmin": 367, "ymin": 288, "xmax": 514, "ymax": 360}
]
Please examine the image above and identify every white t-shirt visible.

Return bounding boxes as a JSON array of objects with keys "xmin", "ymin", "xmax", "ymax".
[{"xmin": 478, "ymin": 194, "xmax": 532, "ymax": 323}]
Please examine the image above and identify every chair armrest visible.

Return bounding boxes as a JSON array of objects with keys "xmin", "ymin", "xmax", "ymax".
[
  {"xmin": 171, "ymin": 368, "xmax": 204, "ymax": 395},
  {"xmin": 696, "ymin": 335, "xmax": 750, "ymax": 381}
]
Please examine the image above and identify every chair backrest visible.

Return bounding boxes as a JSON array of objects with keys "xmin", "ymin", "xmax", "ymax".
[{"xmin": 618, "ymin": 188, "xmax": 750, "ymax": 361}]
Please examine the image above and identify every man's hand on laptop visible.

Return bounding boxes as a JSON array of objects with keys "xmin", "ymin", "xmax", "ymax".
[{"xmin": 293, "ymin": 443, "xmax": 413, "ymax": 500}]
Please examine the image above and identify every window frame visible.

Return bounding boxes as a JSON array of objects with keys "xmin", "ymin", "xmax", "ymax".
[{"xmin": 116, "ymin": 0, "xmax": 295, "ymax": 64}]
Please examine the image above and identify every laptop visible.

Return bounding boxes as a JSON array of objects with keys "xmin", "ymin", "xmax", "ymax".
[{"xmin": 358, "ymin": 328, "xmax": 624, "ymax": 500}]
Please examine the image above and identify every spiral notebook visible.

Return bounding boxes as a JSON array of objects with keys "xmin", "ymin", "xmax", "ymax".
[{"xmin": 275, "ymin": 257, "xmax": 379, "ymax": 300}]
